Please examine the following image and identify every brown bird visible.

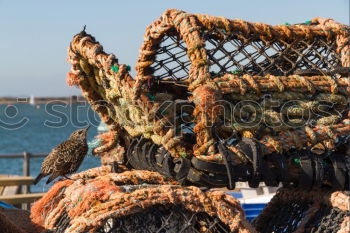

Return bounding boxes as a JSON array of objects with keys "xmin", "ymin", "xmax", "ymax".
[{"xmin": 33, "ymin": 126, "xmax": 90, "ymax": 184}]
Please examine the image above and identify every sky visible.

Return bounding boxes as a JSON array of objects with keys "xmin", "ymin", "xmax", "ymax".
[{"xmin": 0, "ymin": 0, "xmax": 349, "ymax": 97}]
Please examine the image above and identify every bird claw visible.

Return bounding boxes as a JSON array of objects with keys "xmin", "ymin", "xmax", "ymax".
[
  {"xmin": 110, "ymin": 162, "xmax": 128, "ymax": 173},
  {"xmin": 60, "ymin": 176, "xmax": 87, "ymax": 185},
  {"xmin": 63, "ymin": 175, "xmax": 73, "ymax": 180}
]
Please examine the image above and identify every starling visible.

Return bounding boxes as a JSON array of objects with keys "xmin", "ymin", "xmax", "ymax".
[{"xmin": 33, "ymin": 126, "xmax": 90, "ymax": 185}]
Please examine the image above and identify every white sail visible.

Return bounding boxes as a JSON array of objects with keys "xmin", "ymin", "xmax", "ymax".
[{"xmin": 29, "ymin": 95, "xmax": 35, "ymax": 105}]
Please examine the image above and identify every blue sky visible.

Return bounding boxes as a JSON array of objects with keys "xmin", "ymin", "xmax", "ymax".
[{"xmin": 0, "ymin": 0, "xmax": 349, "ymax": 97}]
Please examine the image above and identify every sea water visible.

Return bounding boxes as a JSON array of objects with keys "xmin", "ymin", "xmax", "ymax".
[{"xmin": 0, "ymin": 103, "xmax": 101, "ymax": 192}]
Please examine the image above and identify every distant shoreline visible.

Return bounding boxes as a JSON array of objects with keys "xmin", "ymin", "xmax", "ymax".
[{"xmin": 0, "ymin": 96, "xmax": 87, "ymax": 104}]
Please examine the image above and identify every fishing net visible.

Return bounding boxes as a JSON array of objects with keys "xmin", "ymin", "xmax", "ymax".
[
  {"xmin": 253, "ymin": 188, "xmax": 350, "ymax": 233},
  {"xmin": 94, "ymin": 205, "xmax": 233, "ymax": 233}
]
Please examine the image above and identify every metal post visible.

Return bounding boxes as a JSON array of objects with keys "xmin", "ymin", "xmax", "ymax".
[
  {"xmin": 23, "ymin": 152, "xmax": 30, "ymax": 177},
  {"xmin": 22, "ymin": 152, "xmax": 31, "ymax": 210}
]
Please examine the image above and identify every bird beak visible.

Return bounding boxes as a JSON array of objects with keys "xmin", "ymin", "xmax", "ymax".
[{"xmin": 85, "ymin": 125, "xmax": 91, "ymax": 131}]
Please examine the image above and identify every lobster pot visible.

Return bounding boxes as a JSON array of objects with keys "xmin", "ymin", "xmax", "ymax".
[
  {"xmin": 30, "ymin": 166, "xmax": 350, "ymax": 233},
  {"xmin": 67, "ymin": 9, "xmax": 350, "ymax": 190},
  {"xmin": 253, "ymin": 188, "xmax": 350, "ymax": 233},
  {"xmin": 137, "ymin": 9, "xmax": 350, "ymax": 162},
  {"xmin": 30, "ymin": 166, "xmax": 253, "ymax": 233}
]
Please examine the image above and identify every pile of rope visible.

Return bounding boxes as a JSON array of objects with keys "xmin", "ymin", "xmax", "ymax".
[
  {"xmin": 66, "ymin": 9, "xmax": 350, "ymax": 189},
  {"xmin": 30, "ymin": 166, "xmax": 253, "ymax": 233}
]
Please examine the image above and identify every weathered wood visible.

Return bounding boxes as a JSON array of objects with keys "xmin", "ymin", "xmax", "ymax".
[
  {"xmin": 0, "ymin": 177, "xmax": 34, "ymax": 186},
  {"xmin": 0, "ymin": 193, "xmax": 44, "ymax": 204}
]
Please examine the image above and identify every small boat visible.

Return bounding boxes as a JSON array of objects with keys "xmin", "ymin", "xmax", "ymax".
[
  {"xmin": 29, "ymin": 95, "xmax": 35, "ymax": 105},
  {"xmin": 229, "ymin": 184, "xmax": 277, "ymax": 221}
]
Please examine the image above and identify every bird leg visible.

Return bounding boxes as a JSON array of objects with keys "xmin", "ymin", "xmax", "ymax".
[
  {"xmin": 111, "ymin": 162, "xmax": 119, "ymax": 173},
  {"xmin": 63, "ymin": 175, "xmax": 73, "ymax": 180},
  {"xmin": 110, "ymin": 162, "xmax": 128, "ymax": 173},
  {"xmin": 62, "ymin": 175, "xmax": 87, "ymax": 185}
]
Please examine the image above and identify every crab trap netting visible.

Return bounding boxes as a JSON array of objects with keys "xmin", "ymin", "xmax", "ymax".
[
  {"xmin": 94, "ymin": 205, "xmax": 231, "ymax": 233},
  {"xmin": 253, "ymin": 188, "xmax": 350, "ymax": 233},
  {"xmin": 66, "ymin": 9, "xmax": 350, "ymax": 190}
]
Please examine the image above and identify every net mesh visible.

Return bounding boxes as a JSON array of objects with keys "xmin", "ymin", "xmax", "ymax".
[
  {"xmin": 150, "ymin": 35, "xmax": 190, "ymax": 81},
  {"xmin": 204, "ymin": 31, "xmax": 341, "ymax": 76},
  {"xmin": 95, "ymin": 205, "xmax": 233, "ymax": 233},
  {"xmin": 149, "ymin": 23, "xmax": 343, "ymax": 83},
  {"xmin": 253, "ymin": 188, "xmax": 350, "ymax": 233},
  {"xmin": 305, "ymin": 206, "xmax": 350, "ymax": 233}
]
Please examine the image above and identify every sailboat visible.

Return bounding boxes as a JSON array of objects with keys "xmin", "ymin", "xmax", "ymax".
[{"xmin": 29, "ymin": 95, "xmax": 35, "ymax": 105}]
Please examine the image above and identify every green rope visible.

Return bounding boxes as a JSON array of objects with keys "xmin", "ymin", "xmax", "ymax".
[
  {"xmin": 111, "ymin": 65, "xmax": 131, "ymax": 72},
  {"xmin": 179, "ymin": 151, "xmax": 188, "ymax": 158},
  {"xmin": 232, "ymin": 69, "xmax": 241, "ymax": 75},
  {"xmin": 293, "ymin": 157, "xmax": 301, "ymax": 165},
  {"xmin": 146, "ymin": 93, "xmax": 155, "ymax": 101},
  {"xmin": 111, "ymin": 65, "xmax": 119, "ymax": 73}
]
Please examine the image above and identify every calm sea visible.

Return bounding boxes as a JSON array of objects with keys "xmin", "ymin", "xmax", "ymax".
[{"xmin": 0, "ymin": 103, "xmax": 101, "ymax": 192}]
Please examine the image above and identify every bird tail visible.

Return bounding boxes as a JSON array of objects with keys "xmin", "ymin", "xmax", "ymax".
[{"xmin": 33, "ymin": 173, "xmax": 45, "ymax": 185}]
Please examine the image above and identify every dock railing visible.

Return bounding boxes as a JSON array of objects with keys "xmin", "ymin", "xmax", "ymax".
[{"xmin": 0, "ymin": 152, "xmax": 47, "ymax": 209}]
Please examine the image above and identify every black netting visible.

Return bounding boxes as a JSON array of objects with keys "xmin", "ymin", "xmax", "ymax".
[
  {"xmin": 305, "ymin": 206, "xmax": 350, "ymax": 233},
  {"xmin": 254, "ymin": 201, "xmax": 311, "ymax": 233},
  {"xmin": 204, "ymin": 30, "xmax": 341, "ymax": 77},
  {"xmin": 151, "ymin": 35, "xmax": 190, "ymax": 81},
  {"xmin": 95, "ymin": 205, "xmax": 233, "ymax": 233},
  {"xmin": 254, "ymin": 201, "xmax": 350, "ymax": 233},
  {"xmin": 150, "ymin": 30, "xmax": 341, "ymax": 82}
]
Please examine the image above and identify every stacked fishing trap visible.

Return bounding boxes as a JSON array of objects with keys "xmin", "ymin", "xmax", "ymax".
[
  {"xmin": 66, "ymin": 9, "xmax": 350, "ymax": 191},
  {"xmin": 31, "ymin": 9, "xmax": 350, "ymax": 232}
]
